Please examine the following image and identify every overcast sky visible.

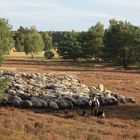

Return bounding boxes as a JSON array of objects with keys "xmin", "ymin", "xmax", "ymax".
[{"xmin": 0, "ymin": 0, "xmax": 140, "ymax": 31}]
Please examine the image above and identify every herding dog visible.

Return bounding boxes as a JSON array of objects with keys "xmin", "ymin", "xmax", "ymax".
[
  {"xmin": 94, "ymin": 109, "xmax": 105, "ymax": 118},
  {"xmin": 82, "ymin": 110, "xmax": 88, "ymax": 117}
]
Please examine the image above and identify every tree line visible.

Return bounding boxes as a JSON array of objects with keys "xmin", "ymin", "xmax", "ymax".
[{"xmin": 0, "ymin": 18, "xmax": 140, "ymax": 68}]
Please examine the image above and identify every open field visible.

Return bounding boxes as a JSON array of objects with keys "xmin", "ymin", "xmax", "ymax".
[
  {"xmin": 4, "ymin": 51, "xmax": 46, "ymax": 61},
  {"xmin": 5, "ymin": 51, "xmax": 59, "ymax": 60},
  {"xmin": 0, "ymin": 59, "xmax": 140, "ymax": 140}
]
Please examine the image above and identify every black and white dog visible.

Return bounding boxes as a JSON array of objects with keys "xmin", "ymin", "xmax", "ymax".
[{"xmin": 94, "ymin": 109, "xmax": 105, "ymax": 118}]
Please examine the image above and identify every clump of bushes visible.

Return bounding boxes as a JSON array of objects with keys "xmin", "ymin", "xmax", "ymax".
[{"xmin": 44, "ymin": 50, "xmax": 54, "ymax": 59}]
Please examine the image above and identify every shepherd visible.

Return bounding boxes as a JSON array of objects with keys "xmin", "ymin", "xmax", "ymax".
[{"xmin": 89, "ymin": 88, "xmax": 100, "ymax": 116}]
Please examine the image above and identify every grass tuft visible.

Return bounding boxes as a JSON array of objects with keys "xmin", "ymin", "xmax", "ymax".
[{"xmin": 0, "ymin": 77, "xmax": 9, "ymax": 99}]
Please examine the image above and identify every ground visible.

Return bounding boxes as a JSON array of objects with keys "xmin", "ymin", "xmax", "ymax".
[{"xmin": 0, "ymin": 59, "xmax": 140, "ymax": 140}]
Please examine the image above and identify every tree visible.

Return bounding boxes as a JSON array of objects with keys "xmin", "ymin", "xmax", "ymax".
[
  {"xmin": 49, "ymin": 31, "xmax": 67, "ymax": 46},
  {"xmin": 0, "ymin": 18, "xmax": 14, "ymax": 64},
  {"xmin": 77, "ymin": 31, "xmax": 89, "ymax": 59},
  {"xmin": 13, "ymin": 26, "xmax": 28, "ymax": 52},
  {"xmin": 41, "ymin": 32, "xmax": 55, "ymax": 60},
  {"xmin": 58, "ymin": 31, "xmax": 82, "ymax": 62},
  {"xmin": 104, "ymin": 19, "xmax": 140, "ymax": 69},
  {"xmin": 133, "ymin": 27, "xmax": 140, "ymax": 63},
  {"xmin": 24, "ymin": 26, "xmax": 44, "ymax": 59},
  {"xmin": 41, "ymin": 32, "xmax": 52, "ymax": 50},
  {"xmin": 85, "ymin": 22, "xmax": 104, "ymax": 61}
]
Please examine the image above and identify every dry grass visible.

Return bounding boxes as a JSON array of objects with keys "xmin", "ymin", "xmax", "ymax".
[
  {"xmin": 0, "ymin": 107, "xmax": 139, "ymax": 140},
  {"xmin": 5, "ymin": 51, "xmax": 45, "ymax": 60},
  {"xmin": 5, "ymin": 50, "xmax": 59, "ymax": 60},
  {"xmin": 0, "ymin": 59, "xmax": 140, "ymax": 140}
]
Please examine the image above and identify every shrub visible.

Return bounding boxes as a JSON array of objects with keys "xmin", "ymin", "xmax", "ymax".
[
  {"xmin": 0, "ymin": 77, "xmax": 8, "ymax": 99},
  {"xmin": 0, "ymin": 56, "xmax": 4, "ymax": 66},
  {"xmin": 44, "ymin": 50, "xmax": 54, "ymax": 59}
]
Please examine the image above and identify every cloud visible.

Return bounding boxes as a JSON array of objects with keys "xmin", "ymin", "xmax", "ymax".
[
  {"xmin": 0, "ymin": 0, "xmax": 113, "ymax": 22},
  {"xmin": 0, "ymin": 0, "xmax": 139, "ymax": 31},
  {"xmin": 98, "ymin": 0, "xmax": 140, "ymax": 8}
]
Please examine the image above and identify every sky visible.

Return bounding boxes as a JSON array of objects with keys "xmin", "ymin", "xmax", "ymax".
[{"xmin": 0, "ymin": 0, "xmax": 140, "ymax": 31}]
